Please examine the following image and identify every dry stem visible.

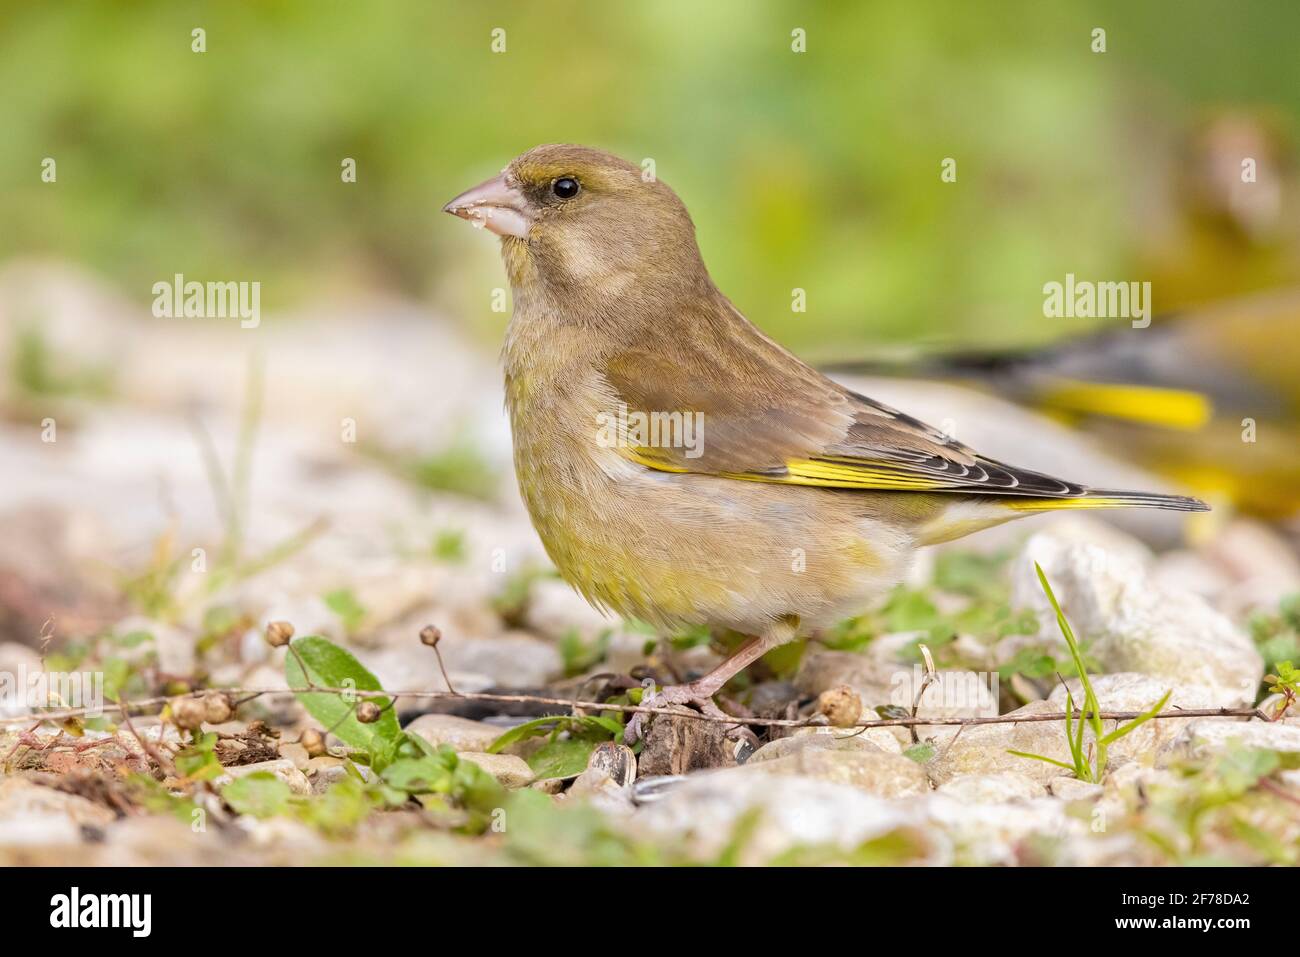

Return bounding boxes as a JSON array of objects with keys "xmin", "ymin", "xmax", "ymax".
[{"xmin": 0, "ymin": 685, "xmax": 1277, "ymax": 732}]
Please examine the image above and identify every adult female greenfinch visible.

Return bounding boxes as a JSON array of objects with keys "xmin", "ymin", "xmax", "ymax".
[
  {"xmin": 828, "ymin": 290, "xmax": 1300, "ymax": 521},
  {"xmin": 444, "ymin": 144, "xmax": 1207, "ymax": 741}
]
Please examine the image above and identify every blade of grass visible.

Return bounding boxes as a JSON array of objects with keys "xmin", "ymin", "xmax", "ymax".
[
  {"xmin": 1006, "ymin": 750, "xmax": 1079, "ymax": 771},
  {"xmin": 1062, "ymin": 684, "xmax": 1088, "ymax": 779},
  {"xmin": 1100, "ymin": 688, "xmax": 1173, "ymax": 745}
]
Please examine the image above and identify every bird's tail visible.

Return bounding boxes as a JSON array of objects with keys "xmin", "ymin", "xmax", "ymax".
[
  {"xmin": 820, "ymin": 328, "xmax": 1215, "ymax": 431},
  {"xmin": 1000, "ymin": 488, "xmax": 1210, "ymax": 513},
  {"xmin": 918, "ymin": 486, "xmax": 1209, "ymax": 545}
]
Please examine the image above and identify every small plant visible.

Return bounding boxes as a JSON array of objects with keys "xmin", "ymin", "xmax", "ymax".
[
  {"xmin": 432, "ymin": 528, "xmax": 467, "ymax": 563},
  {"xmin": 1008, "ymin": 563, "xmax": 1171, "ymax": 783},
  {"xmin": 998, "ymin": 642, "xmax": 1099, "ymax": 684},
  {"xmin": 490, "ymin": 565, "xmax": 556, "ymax": 627},
  {"xmin": 487, "ymin": 713, "xmax": 623, "ymax": 779},
  {"xmin": 820, "ymin": 551, "xmax": 1038, "ymax": 662},
  {"xmin": 323, "ymin": 588, "xmax": 366, "ymax": 634},
  {"xmin": 903, "ymin": 741, "xmax": 936, "ymax": 763},
  {"xmin": 1148, "ymin": 745, "xmax": 1300, "ymax": 865},
  {"xmin": 281, "ymin": 632, "xmax": 505, "ymax": 830},
  {"xmin": 558, "ymin": 627, "xmax": 611, "ymax": 677},
  {"xmin": 11, "ymin": 324, "xmax": 113, "ymax": 400},
  {"xmin": 1264, "ymin": 660, "xmax": 1297, "ymax": 718},
  {"xmin": 1248, "ymin": 596, "xmax": 1300, "ymax": 696},
  {"xmin": 370, "ymin": 436, "xmax": 498, "ymax": 502}
]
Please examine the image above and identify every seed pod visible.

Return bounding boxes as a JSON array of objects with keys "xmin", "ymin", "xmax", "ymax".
[
  {"xmin": 265, "ymin": 620, "xmax": 295, "ymax": 647},
  {"xmin": 419, "ymin": 625, "xmax": 442, "ymax": 647},
  {"xmin": 171, "ymin": 696, "xmax": 207, "ymax": 731},
  {"xmin": 355, "ymin": 700, "xmax": 382, "ymax": 724},
  {"xmin": 300, "ymin": 727, "xmax": 328, "ymax": 757},
  {"xmin": 202, "ymin": 691, "xmax": 234, "ymax": 724},
  {"xmin": 816, "ymin": 685, "xmax": 863, "ymax": 728}
]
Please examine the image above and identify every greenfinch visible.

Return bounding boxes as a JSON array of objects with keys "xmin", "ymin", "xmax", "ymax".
[
  {"xmin": 443, "ymin": 144, "xmax": 1207, "ymax": 740},
  {"xmin": 828, "ymin": 289, "xmax": 1300, "ymax": 520}
]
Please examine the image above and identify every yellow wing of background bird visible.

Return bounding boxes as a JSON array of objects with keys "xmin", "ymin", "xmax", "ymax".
[
  {"xmin": 822, "ymin": 290, "xmax": 1300, "ymax": 519},
  {"xmin": 601, "ymin": 298, "xmax": 1207, "ymax": 512}
]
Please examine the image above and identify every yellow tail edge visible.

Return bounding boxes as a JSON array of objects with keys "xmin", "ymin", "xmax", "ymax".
[{"xmin": 1003, "ymin": 490, "xmax": 1210, "ymax": 513}]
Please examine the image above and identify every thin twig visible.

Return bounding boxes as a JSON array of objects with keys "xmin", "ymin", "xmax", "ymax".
[
  {"xmin": 117, "ymin": 697, "xmax": 176, "ymax": 777},
  {"xmin": 0, "ymin": 686, "xmax": 1274, "ymax": 731},
  {"xmin": 432, "ymin": 645, "xmax": 458, "ymax": 696},
  {"xmin": 907, "ymin": 642, "xmax": 938, "ymax": 745}
]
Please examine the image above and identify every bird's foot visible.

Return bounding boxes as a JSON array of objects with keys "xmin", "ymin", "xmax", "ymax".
[{"xmin": 623, "ymin": 680, "xmax": 758, "ymax": 750}]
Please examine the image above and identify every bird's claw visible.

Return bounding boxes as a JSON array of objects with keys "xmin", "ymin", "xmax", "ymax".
[{"xmin": 622, "ymin": 682, "xmax": 756, "ymax": 748}]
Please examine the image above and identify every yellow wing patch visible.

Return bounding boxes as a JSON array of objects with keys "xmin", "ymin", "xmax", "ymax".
[
  {"xmin": 1038, "ymin": 380, "xmax": 1212, "ymax": 431},
  {"xmin": 776, "ymin": 458, "xmax": 944, "ymax": 490},
  {"xmin": 622, "ymin": 446, "xmax": 689, "ymax": 473},
  {"xmin": 622, "ymin": 447, "xmax": 943, "ymax": 490}
]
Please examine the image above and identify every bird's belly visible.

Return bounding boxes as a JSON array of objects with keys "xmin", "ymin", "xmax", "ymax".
[{"xmin": 513, "ymin": 437, "xmax": 912, "ymax": 634}]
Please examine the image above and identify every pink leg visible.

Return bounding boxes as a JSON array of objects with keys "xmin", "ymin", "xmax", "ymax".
[{"xmin": 624, "ymin": 619, "xmax": 798, "ymax": 744}]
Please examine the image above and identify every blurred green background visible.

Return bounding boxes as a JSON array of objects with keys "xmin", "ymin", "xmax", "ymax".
[{"xmin": 3, "ymin": 0, "xmax": 1299, "ymax": 354}]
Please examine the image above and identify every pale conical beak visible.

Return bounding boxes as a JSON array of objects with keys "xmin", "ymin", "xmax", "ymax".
[{"xmin": 442, "ymin": 172, "xmax": 532, "ymax": 238}]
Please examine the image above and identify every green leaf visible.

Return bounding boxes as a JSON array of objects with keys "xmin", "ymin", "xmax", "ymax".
[
  {"xmin": 401, "ymin": 729, "xmax": 438, "ymax": 757},
  {"xmin": 1006, "ymin": 749, "xmax": 1077, "ymax": 771},
  {"xmin": 366, "ymin": 732, "xmax": 401, "ymax": 772},
  {"xmin": 933, "ymin": 549, "xmax": 1011, "ymax": 599},
  {"xmin": 323, "ymin": 588, "xmax": 366, "ymax": 632},
  {"xmin": 175, "ymin": 748, "xmax": 223, "ymax": 781},
  {"xmin": 432, "ymin": 528, "xmax": 467, "ymax": 563},
  {"xmin": 298, "ymin": 775, "xmax": 374, "ymax": 836},
  {"xmin": 402, "ymin": 439, "xmax": 497, "ymax": 501},
  {"xmin": 1063, "ymin": 685, "xmax": 1087, "ymax": 776},
  {"xmin": 528, "ymin": 736, "xmax": 598, "ymax": 780},
  {"xmin": 284, "ymin": 636, "xmax": 399, "ymax": 751},
  {"xmin": 903, "ymin": 742, "xmax": 936, "ymax": 763},
  {"xmin": 487, "ymin": 716, "xmax": 569, "ymax": 753},
  {"xmin": 1100, "ymin": 689, "xmax": 1172, "ymax": 745},
  {"xmin": 1214, "ymin": 746, "xmax": 1281, "ymax": 794},
  {"xmin": 883, "ymin": 588, "xmax": 941, "ymax": 632},
  {"xmin": 113, "ymin": 629, "xmax": 154, "ymax": 648},
  {"xmin": 452, "ymin": 758, "xmax": 507, "ymax": 813},
  {"xmin": 382, "ymin": 753, "xmax": 456, "ymax": 794},
  {"xmin": 123, "ymin": 773, "xmax": 200, "ymax": 823},
  {"xmin": 1036, "ymin": 566, "xmax": 1103, "ymax": 718},
  {"xmin": 173, "ymin": 730, "xmax": 222, "ymax": 781},
  {"xmin": 1268, "ymin": 660, "xmax": 1299, "ymax": 696},
  {"xmin": 558, "ymin": 628, "xmax": 610, "ymax": 677},
  {"xmin": 486, "ymin": 714, "xmax": 619, "ymax": 754},
  {"xmin": 1035, "ymin": 564, "xmax": 1106, "ymax": 781},
  {"xmin": 998, "ymin": 647, "xmax": 1057, "ymax": 681},
  {"xmin": 379, "ymin": 746, "xmax": 505, "ymax": 818},
  {"xmin": 584, "ymin": 715, "xmax": 624, "ymax": 737},
  {"xmin": 223, "ymin": 771, "xmax": 293, "ymax": 818}
]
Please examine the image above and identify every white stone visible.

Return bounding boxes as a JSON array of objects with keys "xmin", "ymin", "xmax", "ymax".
[
  {"xmin": 1013, "ymin": 531, "xmax": 1262, "ymax": 706},
  {"xmin": 457, "ymin": 751, "xmax": 533, "ymax": 788},
  {"xmin": 219, "ymin": 758, "xmax": 312, "ymax": 795}
]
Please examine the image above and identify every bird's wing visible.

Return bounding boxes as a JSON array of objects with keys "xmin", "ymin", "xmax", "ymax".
[{"xmin": 599, "ymin": 308, "xmax": 1088, "ymax": 499}]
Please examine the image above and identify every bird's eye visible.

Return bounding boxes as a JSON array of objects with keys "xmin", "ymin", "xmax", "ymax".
[{"xmin": 552, "ymin": 177, "xmax": 580, "ymax": 200}]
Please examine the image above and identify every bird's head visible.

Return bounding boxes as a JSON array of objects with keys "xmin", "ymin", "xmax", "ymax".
[{"xmin": 443, "ymin": 144, "xmax": 708, "ymax": 297}]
